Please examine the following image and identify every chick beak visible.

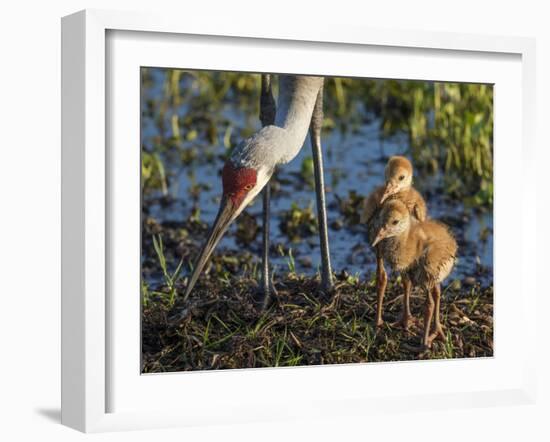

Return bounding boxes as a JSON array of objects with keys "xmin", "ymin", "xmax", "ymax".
[
  {"xmin": 380, "ymin": 182, "xmax": 398, "ymax": 204},
  {"xmin": 183, "ymin": 196, "xmax": 237, "ymax": 300},
  {"xmin": 372, "ymin": 228, "xmax": 387, "ymax": 247}
]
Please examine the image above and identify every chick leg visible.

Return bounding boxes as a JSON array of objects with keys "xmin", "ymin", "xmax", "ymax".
[
  {"xmin": 375, "ymin": 252, "xmax": 388, "ymax": 327},
  {"xmin": 392, "ymin": 275, "xmax": 417, "ymax": 331},
  {"xmin": 422, "ymin": 287, "xmax": 435, "ymax": 349},
  {"xmin": 428, "ymin": 284, "xmax": 446, "ymax": 343}
]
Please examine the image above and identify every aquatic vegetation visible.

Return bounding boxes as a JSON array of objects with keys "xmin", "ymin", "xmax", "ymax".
[
  {"xmin": 327, "ymin": 78, "xmax": 493, "ymax": 205},
  {"xmin": 285, "ymin": 248, "xmax": 296, "ymax": 274},
  {"xmin": 336, "ymin": 190, "xmax": 366, "ymax": 225},
  {"xmin": 279, "ymin": 202, "xmax": 318, "ymax": 242},
  {"xmin": 412, "ymin": 83, "xmax": 493, "ymax": 206},
  {"xmin": 142, "ymin": 68, "xmax": 493, "ymax": 206},
  {"xmin": 300, "ymin": 156, "xmax": 315, "ymax": 187},
  {"xmin": 141, "ymin": 151, "xmax": 168, "ymax": 196}
]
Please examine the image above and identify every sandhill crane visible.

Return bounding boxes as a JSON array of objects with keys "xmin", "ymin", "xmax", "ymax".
[{"xmin": 183, "ymin": 74, "xmax": 334, "ymax": 306}]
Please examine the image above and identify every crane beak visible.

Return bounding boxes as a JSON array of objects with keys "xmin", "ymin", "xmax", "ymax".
[
  {"xmin": 380, "ymin": 183, "xmax": 398, "ymax": 204},
  {"xmin": 183, "ymin": 196, "xmax": 237, "ymax": 300},
  {"xmin": 371, "ymin": 228, "xmax": 387, "ymax": 247}
]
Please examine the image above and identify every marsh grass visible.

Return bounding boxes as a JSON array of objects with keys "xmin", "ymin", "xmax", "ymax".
[
  {"xmin": 151, "ymin": 234, "xmax": 184, "ymax": 307},
  {"xmin": 325, "ymin": 77, "xmax": 493, "ymax": 205},
  {"xmin": 141, "ymin": 269, "xmax": 493, "ymax": 372},
  {"xmin": 142, "ymin": 151, "xmax": 169, "ymax": 196}
]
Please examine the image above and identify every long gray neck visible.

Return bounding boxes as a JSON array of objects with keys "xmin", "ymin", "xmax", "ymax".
[
  {"xmin": 274, "ymin": 75, "xmax": 323, "ymax": 164},
  {"xmin": 230, "ymin": 75, "xmax": 323, "ymax": 172}
]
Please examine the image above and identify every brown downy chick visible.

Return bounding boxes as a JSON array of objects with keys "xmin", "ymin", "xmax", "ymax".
[
  {"xmin": 361, "ymin": 156, "xmax": 426, "ymax": 226},
  {"xmin": 360, "ymin": 156, "xmax": 427, "ymax": 329},
  {"xmin": 372, "ymin": 200, "xmax": 458, "ymax": 349}
]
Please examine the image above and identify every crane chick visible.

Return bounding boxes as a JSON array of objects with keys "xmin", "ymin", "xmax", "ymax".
[
  {"xmin": 372, "ymin": 200, "xmax": 457, "ymax": 349},
  {"xmin": 361, "ymin": 156, "xmax": 427, "ymax": 329}
]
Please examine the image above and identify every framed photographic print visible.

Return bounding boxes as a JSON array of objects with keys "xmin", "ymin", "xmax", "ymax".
[{"xmin": 61, "ymin": 9, "xmax": 537, "ymax": 432}]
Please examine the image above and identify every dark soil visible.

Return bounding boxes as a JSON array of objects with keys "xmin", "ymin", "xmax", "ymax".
[{"xmin": 142, "ymin": 260, "xmax": 493, "ymax": 373}]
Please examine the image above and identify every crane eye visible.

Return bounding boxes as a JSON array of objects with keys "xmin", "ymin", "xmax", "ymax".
[
  {"xmin": 399, "ymin": 175, "xmax": 405, "ymax": 181},
  {"xmin": 243, "ymin": 183, "xmax": 254, "ymax": 191}
]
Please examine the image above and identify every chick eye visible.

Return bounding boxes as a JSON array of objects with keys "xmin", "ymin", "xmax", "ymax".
[
  {"xmin": 392, "ymin": 219, "xmax": 399, "ymax": 225},
  {"xmin": 399, "ymin": 175, "xmax": 405, "ymax": 181},
  {"xmin": 243, "ymin": 183, "xmax": 254, "ymax": 191}
]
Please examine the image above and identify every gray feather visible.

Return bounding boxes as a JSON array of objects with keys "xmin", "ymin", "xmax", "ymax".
[{"xmin": 230, "ymin": 75, "xmax": 323, "ymax": 170}]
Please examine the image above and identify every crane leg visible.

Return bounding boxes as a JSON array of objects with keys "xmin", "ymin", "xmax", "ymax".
[
  {"xmin": 309, "ymin": 84, "xmax": 334, "ymax": 294},
  {"xmin": 257, "ymin": 74, "xmax": 277, "ymax": 309}
]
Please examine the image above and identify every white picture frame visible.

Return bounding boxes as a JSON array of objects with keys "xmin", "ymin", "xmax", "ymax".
[{"xmin": 61, "ymin": 9, "xmax": 537, "ymax": 433}]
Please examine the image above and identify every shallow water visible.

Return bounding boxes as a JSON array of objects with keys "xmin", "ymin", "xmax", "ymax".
[{"xmin": 141, "ymin": 69, "xmax": 493, "ymax": 288}]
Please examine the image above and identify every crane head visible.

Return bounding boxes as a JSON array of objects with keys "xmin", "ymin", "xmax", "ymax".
[
  {"xmin": 183, "ymin": 161, "xmax": 269, "ymax": 300},
  {"xmin": 380, "ymin": 156, "xmax": 413, "ymax": 203},
  {"xmin": 221, "ymin": 162, "xmax": 258, "ymax": 210}
]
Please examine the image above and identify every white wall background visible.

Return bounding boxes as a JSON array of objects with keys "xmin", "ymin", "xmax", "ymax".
[{"xmin": 0, "ymin": 1, "xmax": 547, "ymax": 440}]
